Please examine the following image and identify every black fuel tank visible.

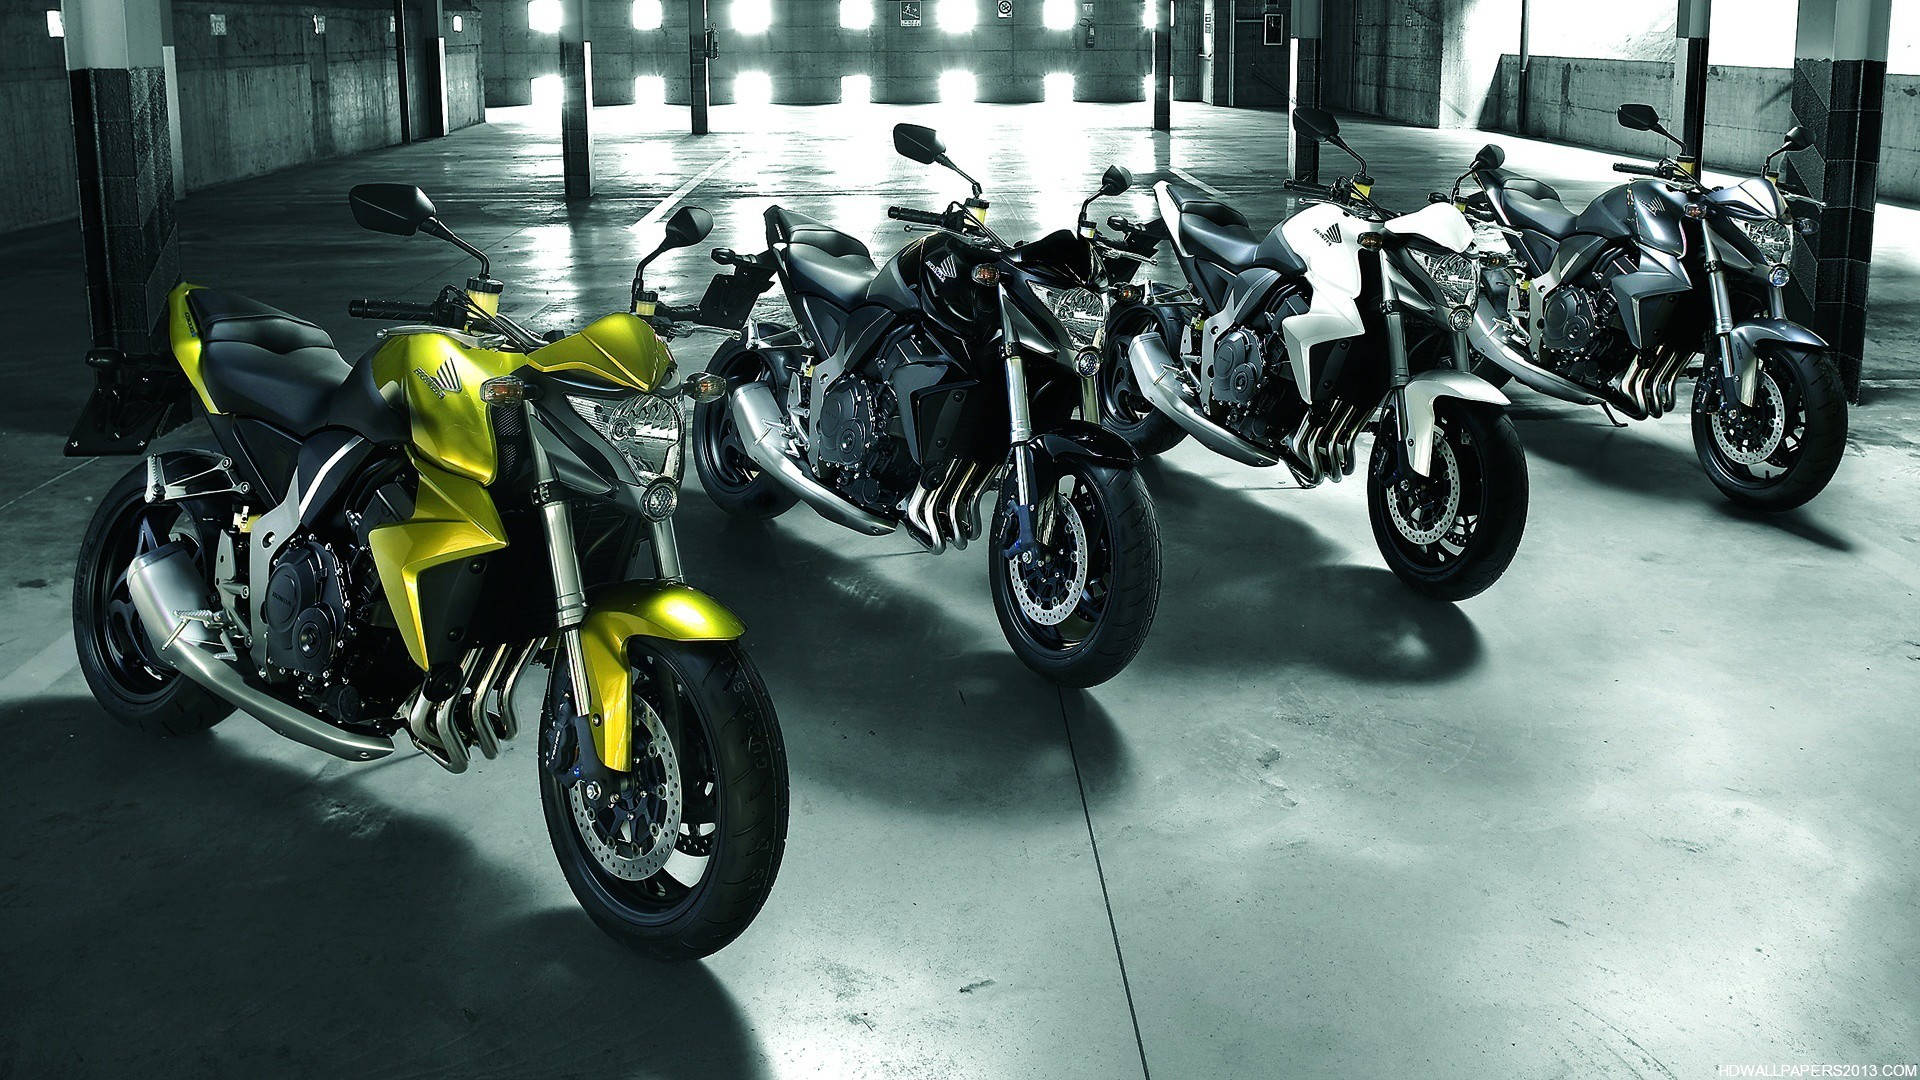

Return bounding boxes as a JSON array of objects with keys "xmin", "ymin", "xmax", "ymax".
[{"xmin": 1572, "ymin": 184, "xmax": 1635, "ymax": 243}]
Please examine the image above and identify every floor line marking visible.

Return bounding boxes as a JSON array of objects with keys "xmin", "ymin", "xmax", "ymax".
[
  {"xmin": 633, "ymin": 146, "xmax": 745, "ymax": 230},
  {"xmin": 0, "ymin": 457, "xmax": 95, "ymax": 515},
  {"xmin": 1169, "ymin": 166, "xmax": 1227, "ymax": 201},
  {"xmin": 0, "ymin": 633, "xmax": 77, "ymax": 702},
  {"xmin": 1057, "ymin": 687, "xmax": 1154, "ymax": 1080}
]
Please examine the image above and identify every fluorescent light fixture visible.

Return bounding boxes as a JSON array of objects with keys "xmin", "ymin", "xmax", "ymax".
[
  {"xmin": 735, "ymin": 70, "xmax": 772, "ymax": 106},
  {"xmin": 1143, "ymin": 0, "xmax": 1157, "ymax": 27},
  {"xmin": 46, "ymin": 9, "xmax": 63, "ymax": 36},
  {"xmin": 733, "ymin": 0, "xmax": 770, "ymax": 33},
  {"xmin": 634, "ymin": 75, "xmax": 666, "ymax": 107},
  {"xmin": 939, "ymin": 69, "xmax": 976, "ymax": 102},
  {"xmin": 531, "ymin": 74, "xmax": 563, "ymax": 111},
  {"xmin": 938, "ymin": 0, "xmax": 975, "ymax": 32},
  {"xmin": 632, "ymin": 0, "xmax": 661, "ymax": 29},
  {"xmin": 1044, "ymin": 72, "xmax": 1075, "ymax": 102},
  {"xmin": 451, "ymin": 13, "xmax": 463, "ymax": 31},
  {"xmin": 840, "ymin": 0, "xmax": 872, "ymax": 29},
  {"xmin": 841, "ymin": 74, "xmax": 872, "ymax": 104},
  {"xmin": 528, "ymin": 0, "xmax": 561, "ymax": 33},
  {"xmin": 1043, "ymin": 0, "xmax": 1073, "ymax": 30}
]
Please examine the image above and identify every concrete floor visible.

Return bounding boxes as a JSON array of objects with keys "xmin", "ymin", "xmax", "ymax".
[{"xmin": 3, "ymin": 101, "xmax": 1918, "ymax": 1078}]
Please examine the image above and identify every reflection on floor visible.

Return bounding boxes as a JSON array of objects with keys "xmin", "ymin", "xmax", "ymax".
[{"xmin": 3, "ymin": 102, "xmax": 1917, "ymax": 1078}]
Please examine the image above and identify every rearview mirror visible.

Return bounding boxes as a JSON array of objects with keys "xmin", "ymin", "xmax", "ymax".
[
  {"xmin": 662, "ymin": 206, "xmax": 713, "ymax": 251},
  {"xmin": 1100, "ymin": 165, "xmax": 1133, "ymax": 197},
  {"xmin": 1616, "ymin": 103, "xmax": 1661, "ymax": 132},
  {"xmin": 349, "ymin": 183, "xmax": 437, "ymax": 236},
  {"xmin": 894, "ymin": 123, "xmax": 946, "ymax": 165},
  {"xmin": 1292, "ymin": 107, "xmax": 1338, "ymax": 141},
  {"xmin": 1783, "ymin": 125, "xmax": 1813, "ymax": 152},
  {"xmin": 1472, "ymin": 143, "xmax": 1506, "ymax": 172}
]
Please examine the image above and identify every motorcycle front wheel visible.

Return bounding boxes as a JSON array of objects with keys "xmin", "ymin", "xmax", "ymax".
[
  {"xmin": 1691, "ymin": 349, "xmax": 1847, "ymax": 512},
  {"xmin": 539, "ymin": 639, "xmax": 788, "ymax": 961},
  {"xmin": 1367, "ymin": 402, "xmax": 1529, "ymax": 601},
  {"xmin": 987, "ymin": 459, "xmax": 1161, "ymax": 687}
]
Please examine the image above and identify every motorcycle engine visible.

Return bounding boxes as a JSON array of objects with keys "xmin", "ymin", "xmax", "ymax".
[
  {"xmin": 814, "ymin": 376, "xmax": 915, "ymax": 512},
  {"xmin": 260, "ymin": 537, "xmax": 351, "ymax": 682},
  {"xmin": 1209, "ymin": 328, "xmax": 1264, "ymax": 407},
  {"xmin": 1541, "ymin": 285, "xmax": 1617, "ymax": 356}
]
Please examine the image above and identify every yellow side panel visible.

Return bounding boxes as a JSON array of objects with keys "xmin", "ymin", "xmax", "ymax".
[
  {"xmin": 368, "ymin": 458, "xmax": 508, "ymax": 670},
  {"xmin": 369, "ymin": 332, "xmax": 519, "ymax": 484},
  {"xmin": 577, "ymin": 581, "xmax": 745, "ymax": 772},
  {"xmin": 167, "ymin": 283, "xmax": 220, "ymax": 413},
  {"xmin": 526, "ymin": 313, "xmax": 673, "ymax": 392}
]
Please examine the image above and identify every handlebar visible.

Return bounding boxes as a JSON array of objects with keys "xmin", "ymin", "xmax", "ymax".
[
  {"xmin": 652, "ymin": 302, "xmax": 703, "ymax": 324},
  {"xmin": 1283, "ymin": 178, "xmax": 1336, "ymax": 199},
  {"xmin": 1612, "ymin": 161, "xmax": 1664, "ymax": 177},
  {"xmin": 349, "ymin": 298, "xmax": 437, "ymax": 322},
  {"xmin": 1106, "ymin": 214, "xmax": 1145, "ymax": 234},
  {"xmin": 887, "ymin": 205, "xmax": 947, "ymax": 227}
]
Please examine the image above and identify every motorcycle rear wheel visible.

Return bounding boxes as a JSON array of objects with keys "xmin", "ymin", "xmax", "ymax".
[
  {"xmin": 691, "ymin": 340, "xmax": 799, "ymax": 519},
  {"xmin": 539, "ymin": 639, "xmax": 788, "ymax": 961},
  {"xmin": 72, "ymin": 461, "xmax": 228, "ymax": 736},
  {"xmin": 1097, "ymin": 321, "xmax": 1188, "ymax": 457},
  {"xmin": 1367, "ymin": 403, "xmax": 1528, "ymax": 602}
]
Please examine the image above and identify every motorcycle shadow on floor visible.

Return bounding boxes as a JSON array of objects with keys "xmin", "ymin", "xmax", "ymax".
[
  {"xmin": 0, "ymin": 695, "xmax": 768, "ymax": 1080},
  {"xmin": 677, "ymin": 510, "xmax": 1135, "ymax": 814},
  {"xmin": 1132, "ymin": 456, "xmax": 1485, "ymax": 685}
]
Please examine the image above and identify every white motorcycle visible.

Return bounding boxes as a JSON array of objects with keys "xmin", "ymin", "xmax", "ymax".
[{"xmin": 1094, "ymin": 108, "xmax": 1531, "ymax": 600}]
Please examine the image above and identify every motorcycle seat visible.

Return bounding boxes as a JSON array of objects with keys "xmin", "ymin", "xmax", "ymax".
[
  {"xmin": 187, "ymin": 288, "xmax": 354, "ymax": 435},
  {"xmin": 1477, "ymin": 171, "xmax": 1577, "ymax": 239},
  {"xmin": 1163, "ymin": 183, "xmax": 1306, "ymax": 276},
  {"xmin": 765, "ymin": 205, "xmax": 880, "ymax": 311}
]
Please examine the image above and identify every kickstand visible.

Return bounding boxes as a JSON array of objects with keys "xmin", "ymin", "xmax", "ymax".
[{"xmin": 1599, "ymin": 403, "xmax": 1629, "ymax": 428}]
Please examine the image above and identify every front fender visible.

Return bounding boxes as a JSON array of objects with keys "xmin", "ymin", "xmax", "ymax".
[
  {"xmin": 1725, "ymin": 319, "xmax": 1827, "ymax": 406},
  {"xmin": 1031, "ymin": 419, "xmax": 1139, "ymax": 470},
  {"xmin": 1397, "ymin": 370, "xmax": 1510, "ymax": 477},
  {"xmin": 578, "ymin": 581, "xmax": 745, "ymax": 772}
]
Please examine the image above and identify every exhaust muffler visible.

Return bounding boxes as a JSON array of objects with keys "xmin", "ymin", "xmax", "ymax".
[
  {"xmin": 1465, "ymin": 298, "xmax": 1604, "ymax": 406},
  {"xmin": 125, "ymin": 545, "xmax": 394, "ymax": 762},
  {"xmin": 728, "ymin": 382, "xmax": 896, "ymax": 537},
  {"xmin": 1125, "ymin": 332, "xmax": 1279, "ymax": 468}
]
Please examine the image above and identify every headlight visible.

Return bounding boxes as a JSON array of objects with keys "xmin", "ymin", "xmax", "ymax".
[
  {"xmin": 567, "ymin": 392, "xmax": 685, "ymax": 484},
  {"xmin": 1031, "ymin": 284, "xmax": 1107, "ymax": 349},
  {"xmin": 1732, "ymin": 215, "xmax": 1793, "ymax": 267},
  {"xmin": 1410, "ymin": 250, "xmax": 1479, "ymax": 310}
]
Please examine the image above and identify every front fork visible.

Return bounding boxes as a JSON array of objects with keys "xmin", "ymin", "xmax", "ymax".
[
  {"xmin": 1699, "ymin": 227, "xmax": 1758, "ymax": 407},
  {"xmin": 999, "ymin": 286, "xmax": 1044, "ymax": 561}
]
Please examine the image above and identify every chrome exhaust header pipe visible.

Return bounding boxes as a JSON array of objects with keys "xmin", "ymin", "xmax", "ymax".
[
  {"xmin": 1126, "ymin": 332, "xmax": 1278, "ymax": 468},
  {"xmin": 1466, "ymin": 299, "xmax": 1604, "ymax": 406},
  {"xmin": 728, "ymin": 383, "xmax": 896, "ymax": 537},
  {"xmin": 125, "ymin": 545, "xmax": 394, "ymax": 762}
]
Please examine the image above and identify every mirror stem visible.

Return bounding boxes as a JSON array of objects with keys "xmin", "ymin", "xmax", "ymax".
[
  {"xmin": 941, "ymin": 156, "xmax": 984, "ymax": 198},
  {"xmin": 423, "ymin": 218, "xmax": 491, "ymax": 278}
]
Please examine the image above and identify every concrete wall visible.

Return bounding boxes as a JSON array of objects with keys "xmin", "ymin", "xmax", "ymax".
[
  {"xmin": 479, "ymin": 0, "xmax": 1155, "ymax": 106},
  {"xmin": 0, "ymin": 0, "xmax": 484, "ymax": 236},
  {"xmin": 1322, "ymin": 0, "xmax": 1443, "ymax": 126},
  {"xmin": 0, "ymin": 6, "xmax": 80, "ymax": 234}
]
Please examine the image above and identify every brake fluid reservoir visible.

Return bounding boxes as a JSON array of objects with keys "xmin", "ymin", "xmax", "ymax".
[{"xmin": 466, "ymin": 276, "xmax": 503, "ymax": 324}]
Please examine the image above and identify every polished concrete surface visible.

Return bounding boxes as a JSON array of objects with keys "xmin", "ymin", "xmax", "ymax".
[{"xmin": 3, "ymin": 102, "xmax": 1918, "ymax": 1078}]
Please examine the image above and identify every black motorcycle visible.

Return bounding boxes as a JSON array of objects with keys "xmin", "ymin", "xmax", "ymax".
[
  {"xmin": 690, "ymin": 124, "xmax": 1161, "ymax": 687},
  {"xmin": 1456, "ymin": 103, "xmax": 1847, "ymax": 510}
]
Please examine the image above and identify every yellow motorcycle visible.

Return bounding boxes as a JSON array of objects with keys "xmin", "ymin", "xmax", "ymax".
[{"xmin": 66, "ymin": 184, "xmax": 786, "ymax": 960}]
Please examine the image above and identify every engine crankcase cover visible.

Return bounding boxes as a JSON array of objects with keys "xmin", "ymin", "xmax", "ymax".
[
  {"xmin": 261, "ymin": 538, "xmax": 348, "ymax": 678},
  {"xmin": 1541, "ymin": 286, "xmax": 1600, "ymax": 353},
  {"xmin": 1210, "ymin": 327, "xmax": 1264, "ymax": 406}
]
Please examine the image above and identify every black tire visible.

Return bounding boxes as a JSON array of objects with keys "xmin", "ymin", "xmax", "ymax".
[
  {"xmin": 1097, "ymin": 318, "xmax": 1188, "ymax": 457},
  {"xmin": 1367, "ymin": 402, "xmax": 1528, "ymax": 602},
  {"xmin": 1692, "ymin": 348, "xmax": 1846, "ymax": 512},
  {"xmin": 691, "ymin": 340, "xmax": 799, "ymax": 519},
  {"xmin": 988, "ymin": 459, "xmax": 1160, "ymax": 687},
  {"xmin": 539, "ymin": 640, "xmax": 788, "ymax": 961},
  {"xmin": 72, "ymin": 461, "xmax": 229, "ymax": 736}
]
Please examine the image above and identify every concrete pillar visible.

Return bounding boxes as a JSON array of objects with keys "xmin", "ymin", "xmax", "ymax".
[
  {"xmin": 1288, "ymin": 0, "xmax": 1321, "ymax": 183},
  {"xmin": 61, "ymin": 0, "xmax": 179, "ymax": 358},
  {"xmin": 1152, "ymin": 0, "xmax": 1172, "ymax": 130},
  {"xmin": 1672, "ymin": 0, "xmax": 1710, "ymax": 175},
  {"xmin": 394, "ymin": 0, "xmax": 415, "ymax": 141},
  {"xmin": 1785, "ymin": 0, "xmax": 1890, "ymax": 401},
  {"xmin": 559, "ymin": 0, "xmax": 592, "ymax": 197},
  {"xmin": 417, "ymin": 0, "xmax": 451, "ymax": 138},
  {"xmin": 687, "ymin": 0, "xmax": 708, "ymax": 134}
]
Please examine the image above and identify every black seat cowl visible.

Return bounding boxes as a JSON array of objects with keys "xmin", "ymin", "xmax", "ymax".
[
  {"xmin": 766, "ymin": 205, "xmax": 872, "ymax": 260},
  {"xmin": 187, "ymin": 288, "xmax": 355, "ymax": 437},
  {"xmin": 188, "ymin": 288, "xmax": 337, "ymax": 354}
]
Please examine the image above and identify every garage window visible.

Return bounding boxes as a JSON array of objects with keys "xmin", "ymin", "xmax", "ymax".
[
  {"xmin": 733, "ymin": 0, "xmax": 770, "ymax": 33},
  {"xmin": 938, "ymin": 0, "xmax": 974, "ymax": 33},
  {"xmin": 842, "ymin": 74, "xmax": 872, "ymax": 103},
  {"xmin": 840, "ymin": 0, "xmax": 872, "ymax": 29},
  {"xmin": 528, "ymin": 0, "xmax": 561, "ymax": 32},
  {"xmin": 1043, "ymin": 0, "xmax": 1073, "ymax": 30},
  {"xmin": 632, "ymin": 0, "xmax": 661, "ymax": 29}
]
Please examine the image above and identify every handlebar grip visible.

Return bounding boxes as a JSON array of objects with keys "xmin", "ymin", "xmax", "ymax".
[
  {"xmin": 710, "ymin": 248, "xmax": 736, "ymax": 265},
  {"xmin": 1106, "ymin": 215, "xmax": 1140, "ymax": 233},
  {"xmin": 349, "ymin": 299, "xmax": 436, "ymax": 322},
  {"xmin": 1612, "ymin": 162, "xmax": 1661, "ymax": 176},
  {"xmin": 887, "ymin": 205, "xmax": 946, "ymax": 226}
]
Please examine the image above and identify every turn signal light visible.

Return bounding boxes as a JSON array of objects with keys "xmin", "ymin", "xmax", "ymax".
[
  {"xmin": 971, "ymin": 265, "xmax": 1002, "ymax": 286},
  {"xmin": 681, "ymin": 370, "xmax": 728, "ymax": 403},
  {"xmin": 480, "ymin": 376, "xmax": 528, "ymax": 405},
  {"xmin": 1357, "ymin": 233, "xmax": 1383, "ymax": 250}
]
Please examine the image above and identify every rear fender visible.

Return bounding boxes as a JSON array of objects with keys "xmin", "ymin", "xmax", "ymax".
[
  {"xmin": 578, "ymin": 581, "xmax": 745, "ymax": 772},
  {"xmin": 1724, "ymin": 319, "xmax": 1826, "ymax": 406},
  {"xmin": 1396, "ymin": 370, "xmax": 1510, "ymax": 477}
]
